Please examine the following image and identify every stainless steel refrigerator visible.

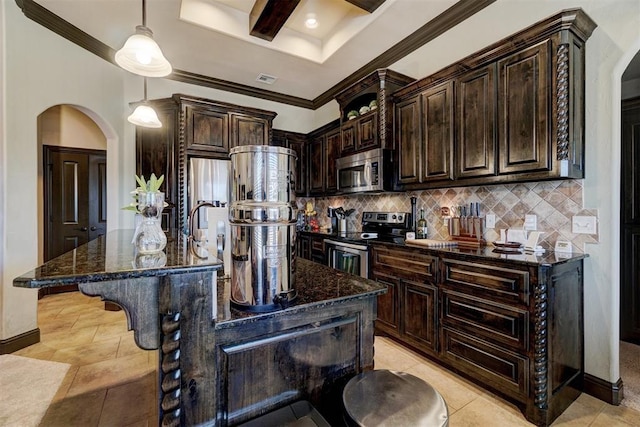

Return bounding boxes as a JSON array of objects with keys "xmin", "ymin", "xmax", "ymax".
[{"xmin": 188, "ymin": 157, "xmax": 231, "ymax": 250}]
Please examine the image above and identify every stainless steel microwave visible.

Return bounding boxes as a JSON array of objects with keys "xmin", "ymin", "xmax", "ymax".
[{"xmin": 336, "ymin": 148, "xmax": 392, "ymax": 194}]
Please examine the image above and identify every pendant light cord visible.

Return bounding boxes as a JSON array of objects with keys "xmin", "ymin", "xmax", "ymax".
[
  {"xmin": 143, "ymin": 77, "xmax": 148, "ymax": 101},
  {"xmin": 142, "ymin": 0, "xmax": 146, "ymax": 27}
]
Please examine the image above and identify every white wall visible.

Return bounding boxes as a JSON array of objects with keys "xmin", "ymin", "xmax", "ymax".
[{"xmin": 392, "ymin": 0, "xmax": 640, "ymax": 384}]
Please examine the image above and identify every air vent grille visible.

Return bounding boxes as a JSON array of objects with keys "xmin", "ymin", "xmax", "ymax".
[{"xmin": 256, "ymin": 73, "xmax": 277, "ymax": 85}]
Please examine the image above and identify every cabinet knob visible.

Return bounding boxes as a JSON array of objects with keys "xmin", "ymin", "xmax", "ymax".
[
  {"xmin": 77, "ymin": 227, "xmax": 88, "ymax": 232},
  {"xmin": 90, "ymin": 226, "xmax": 97, "ymax": 231}
]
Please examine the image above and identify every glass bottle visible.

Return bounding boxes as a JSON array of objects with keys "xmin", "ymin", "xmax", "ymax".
[
  {"xmin": 417, "ymin": 208, "xmax": 427, "ymax": 239},
  {"xmin": 132, "ymin": 191, "xmax": 167, "ymax": 254}
]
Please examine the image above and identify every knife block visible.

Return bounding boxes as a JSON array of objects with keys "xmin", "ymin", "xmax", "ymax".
[{"xmin": 448, "ymin": 216, "xmax": 486, "ymax": 248}]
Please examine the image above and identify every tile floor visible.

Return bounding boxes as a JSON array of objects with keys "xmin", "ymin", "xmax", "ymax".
[{"xmin": 13, "ymin": 292, "xmax": 640, "ymax": 426}]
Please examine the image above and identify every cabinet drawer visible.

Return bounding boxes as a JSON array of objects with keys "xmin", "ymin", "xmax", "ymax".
[
  {"xmin": 442, "ymin": 290, "xmax": 528, "ymax": 351},
  {"xmin": 441, "ymin": 258, "xmax": 530, "ymax": 305},
  {"xmin": 441, "ymin": 328, "xmax": 529, "ymax": 400},
  {"xmin": 372, "ymin": 245, "xmax": 437, "ymax": 282},
  {"xmin": 311, "ymin": 238, "xmax": 324, "ymax": 253}
]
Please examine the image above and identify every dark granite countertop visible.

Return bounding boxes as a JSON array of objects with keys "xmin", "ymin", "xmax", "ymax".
[
  {"xmin": 296, "ymin": 230, "xmax": 588, "ymax": 267},
  {"xmin": 372, "ymin": 240, "xmax": 588, "ymax": 267},
  {"xmin": 13, "ymin": 229, "xmax": 223, "ymax": 288},
  {"xmin": 214, "ymin": 258, "xmax": 386, "ymax": 326}
]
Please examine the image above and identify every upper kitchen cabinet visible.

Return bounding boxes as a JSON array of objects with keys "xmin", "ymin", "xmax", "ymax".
[
  {"xmin": 177, "ymin": 95, "xmax": 276, "ymax": 157},
  {"xmin": 395, "ymin": 81, "xmax": 454, "ymax": 186},
  {"xmin": 308, "ymin": 120, "xmax": 340, "ymax": 196},
  {"xmin": 455, "ymin": 64, "xmax": 497, "ymax": 179},
  {"xmin": 336, "ymin": 69, "xmax": 415, "ymax": 156},
  {"xmin": 135, "ymin": 94, "xmax": 277, "ymax": 238},
  {"xmin": 393, "ymin": 8, "xmax": 596, "ymax": 190},
  {"xmin": 272, "ymin": 129, "xmax": 308, "ymax": 196}
]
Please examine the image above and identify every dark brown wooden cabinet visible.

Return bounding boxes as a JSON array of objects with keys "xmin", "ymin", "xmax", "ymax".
[
  {"xmin": 135, "ymin": 99, "xmax": 179, "ymax": 239},
  {"xmin": 296, "ymin": 232, "xmax": 325, "ymax": 264},
  {"xmin": 308, "ymin": 120, "xmax": 340, "ymax": 196},
  {"xmin": 272, "ymin": 129, "xmax": 308, "ymax": 196},
  {"xmin": 421, "ymin": 81, "xmax": 454, "ymax": 183},
  {"xmin": 497, "ymin": 41, "xmax": 551, "ymax": 175},
  {"xmin": 135, "ymin": 94, "xmax": 276, "ymax": 237},
  {"xmin": 230, "ymin": 113, "xmax": 271, "ymax": 148},
  {"xmin": 371, "ymin": 245, "xmax": 438, "ymax": 356},
  {"xmin": 456, "ymin": 64, "xmax": 497, "ymax": 178},
  {"xmin": 370, "ymin": 242, "xmax": 586, "ymax": 426},
  {"xmin": 393, "ymin": 9, "xmax": 596, "ymax": 190},
  {"xmin": 184, "ymin": 103, "xmax": 229, "ymax": 155},
  {"xmin": 336, "ymin": 69, "xmax": 414, "ymax": 157},
  {"xmin": 396, "ymin": 96, "xmax": 421, "ymax": 185}
]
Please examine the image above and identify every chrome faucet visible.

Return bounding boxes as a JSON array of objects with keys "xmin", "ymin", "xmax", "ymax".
[{"xmin": 188, "ymin": 201, "xmax": 215, "ymax": 244}]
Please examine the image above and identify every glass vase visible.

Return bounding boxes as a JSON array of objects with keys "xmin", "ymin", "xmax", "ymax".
[{"xmin": 132, "ymin": 191, "xmax": 167, "ymax": 254}]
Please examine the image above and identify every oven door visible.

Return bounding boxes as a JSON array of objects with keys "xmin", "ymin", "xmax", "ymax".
[{"xmin": 324, "ymin": 239, "xmax": 369, "ymax": 278}]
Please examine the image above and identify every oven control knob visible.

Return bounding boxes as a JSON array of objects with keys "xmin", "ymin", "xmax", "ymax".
[
  {"xmin": 392, "ymin": 214, "xmax": 396, "ymax": 220},
  {"xmin": 398, "ymin": 215, "xmax": 403, "ymax": 221}
]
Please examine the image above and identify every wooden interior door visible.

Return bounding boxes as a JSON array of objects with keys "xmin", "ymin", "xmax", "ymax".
[
  {"xmin": 44, "ymin": 146, "xmax": 107, "ymax": 261},
  {"xmin": 621, "ymin": 97, "xmax": 640, "ymax": 344}
]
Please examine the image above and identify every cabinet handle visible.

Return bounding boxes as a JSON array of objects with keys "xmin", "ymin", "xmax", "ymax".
[
  {"xmin": 90, "ymin": 226, "xmax": 97, "ymax": 231},
  {"xmin": 77, "ymin": 227, "xmax": 88, "ymax": 232}
]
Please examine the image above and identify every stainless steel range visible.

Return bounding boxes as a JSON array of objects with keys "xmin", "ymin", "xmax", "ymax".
[{"xmin": 325, "ymin": 211, "xmax": 411, "ymax": 278}]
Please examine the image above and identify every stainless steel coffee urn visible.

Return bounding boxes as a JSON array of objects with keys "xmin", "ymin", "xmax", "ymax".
[{"xmin": 229, "ymin": 145, "xmax": 297, "ymax": 311}]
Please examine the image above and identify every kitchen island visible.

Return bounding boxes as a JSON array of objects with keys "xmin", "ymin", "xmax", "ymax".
[{"xmin": 14, "ymin": 230, "xmax": 385, "ymax": 426}]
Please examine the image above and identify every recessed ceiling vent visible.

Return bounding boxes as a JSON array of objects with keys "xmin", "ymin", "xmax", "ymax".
[{"xmin": 256, "ymin": 73, "xmax": 278, "ymax": 85}]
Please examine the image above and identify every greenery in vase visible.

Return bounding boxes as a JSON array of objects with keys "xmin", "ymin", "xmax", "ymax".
[{"xmin": 122, "ymin": 173, "xmax": 165, "ymax": 216}]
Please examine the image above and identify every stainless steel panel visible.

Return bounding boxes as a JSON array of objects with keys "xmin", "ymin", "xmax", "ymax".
[
  {"xmin": 188, "ymin": 158, "xmax": 230, "ymax": 241},
  {"xmin": 229, "ymin": 145, "xmax": 298, "ymax": 311}
]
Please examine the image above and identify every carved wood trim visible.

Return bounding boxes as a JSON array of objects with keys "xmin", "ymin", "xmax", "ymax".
[
  {"xmin": 533, "ymin": 282, "xmax": 549, "ymax": 409},
  {"xmin": 160, "ymin": 312, "xmax": 182, "ymax": 427},
  {"xmin": 78, "ymin": 278, "xmax": 160, "ymax": 350},
  {"xmin": 556, "ymin": 44, "xmax": 570, "ymax": 161},
  {"xmin": 177, "ymin": 106, "xmax": 187, "ymax": 238}
]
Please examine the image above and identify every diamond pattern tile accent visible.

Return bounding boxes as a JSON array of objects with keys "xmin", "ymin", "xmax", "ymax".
[{"xmin": 298, "ymin": 179, "xmax": 597, "ymax": 252}]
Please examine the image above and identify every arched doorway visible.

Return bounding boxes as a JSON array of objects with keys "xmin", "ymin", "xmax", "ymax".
[
  {"xmin": 620, "ymin": 49, "xmax": 640, "ymax": 410},
  {"xmin": 37, "ymin": 105, "xmax": 109, "ymax": 295}
]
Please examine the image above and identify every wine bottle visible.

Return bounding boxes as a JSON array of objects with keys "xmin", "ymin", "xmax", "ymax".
[{"xmin": 417, "ymin": 208, "xmax": 427, "ymax": 239}]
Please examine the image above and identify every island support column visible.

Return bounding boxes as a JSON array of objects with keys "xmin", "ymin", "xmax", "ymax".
[{"xmin": 80, "ymin": 269, "xmax": 218, "ymax": 426}]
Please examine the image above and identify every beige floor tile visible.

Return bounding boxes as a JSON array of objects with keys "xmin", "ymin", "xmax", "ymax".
[
  {"xmin": 66, "ymin": 352, "xmax": 154, "ymax": 397},
  {"xmin": 94, "ymin": 320, "xmax": 133, "ymax": 341},
  {"xmin": 51, "ymin": 366, "xmax": 79, "ymax": 403},
  {"xmin": 373, "ymin": 336, "xmax": 424, "ymax": 372},
  {"xmin": 41, "ymin": 324, "xmax": 99, "ymax": 349},
  {"xmin": 12, "ymin": 341, "xmax": 57, "ymax": 359},
  {"xmin": 39, "ymin": 389, "xmax": 106, "ymax": 427},
  {"xmin": 50, "ymin": 336, "xmax": 121, "ymax": 366},
  {"xmin": 590, "ymin": 403, "xmax": 640, "ymax": 426},
  {"xmin": 448, "ymin": 395, "xmax": 533, "ymax": 426},
  {"xmin": 404, "ymin": 361, "xmax": 481, "ymax": 412},
  {"xmin": 98, "ymin": 371, "xmax": 157, "ymax": 427},
  {"xmin": 117, "ymin": 333, "xmax": 147, "ymax": 358}
]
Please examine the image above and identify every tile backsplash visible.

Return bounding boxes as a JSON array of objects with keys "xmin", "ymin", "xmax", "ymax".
[{"xmin": 298, "ymin": 179, "xmax": 598, "ymax": 253}]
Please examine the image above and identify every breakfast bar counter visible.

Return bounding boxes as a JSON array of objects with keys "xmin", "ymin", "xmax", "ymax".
[{"xmin": 14, "ymin": 230, "xmax": 385, "ymax": 426}]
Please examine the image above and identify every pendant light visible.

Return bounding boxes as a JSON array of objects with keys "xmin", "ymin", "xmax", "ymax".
[
  {"xmin": 128, "ymin": 77, "xmax": 162, "ymax": 128},
  {"xmin": 115, "ymin": 0, "xmax": 172, "ymax": 77}
]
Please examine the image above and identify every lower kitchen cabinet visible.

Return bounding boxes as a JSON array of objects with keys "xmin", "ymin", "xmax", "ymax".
[
  {"xmin": 296, "ymin": 232, "xmax": 326, "ymax": 264},
  {"xmin": 370, "ymin": 243, "xmax": 586, "ymax": 426},
  {"xmin": 370, "ymin": 245, "xmax": 438, "ymax": 356}
]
